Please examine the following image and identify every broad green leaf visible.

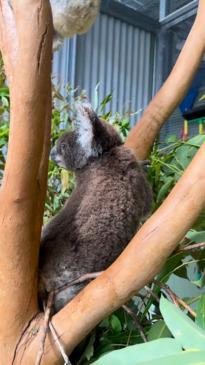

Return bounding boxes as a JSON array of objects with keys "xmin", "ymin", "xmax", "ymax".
[
  {"xmin": 110, "ymin": 315, "xmax": 122, "ymax": 333},
  {"xmin": 188, "ymin": 135, "xmax": 205, "ymax": 147},
  {"xmin": 81, "ymin": 333, "xmax": 95, "ymax": 361},
  {"xmin": 0, "ymin": 87, "xmax": 9, "ymax": 96},
  {"xmin": 165, "ymin": 134, "xmax": 178, "ymax": 143},
  {"xmin": 186, "ymin": 230, "xmax": 205, "ymax": 243},
  {"xmin": 174, "ymin": 144, "xmax": 197, "ymax": 170},
  {"xmin": 193, "ymin": 211, "xmax": 205, "ymax": 230},
  {"xmin": 160, "ymin": 297, "xmax": 205, "ymax": 350},
  {"xmin": 192, "ymin": 274, "xmax": 205, "ymax": 289},
  {"xmin": 137, "ymin": 350, "xmax": 205, "ymax": 365},
  {"xmin": 196, "ymin": 295, "xmax": 205, "ymax": 330},
  {"xmin": 156, "ymin": 177, "xmax": 173, "ymax": 204},
  {"xmin": 157, "ymin": 252, "xmax": 185, "ymax": 282},
  {"xmin": 148, "ymin": 320, "xmax": 172, "ymax": 341},
  {"xmin": 92, "ymin": 338, "xmax": 182, "ymax": 365}
]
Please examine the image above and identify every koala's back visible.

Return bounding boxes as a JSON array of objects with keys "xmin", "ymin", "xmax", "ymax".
[{"xmin": 39, "ymin": 146, "xmax": 152, "ymax": 311}]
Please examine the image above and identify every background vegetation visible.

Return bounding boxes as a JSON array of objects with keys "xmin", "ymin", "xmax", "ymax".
[{"xmin": 1, "ymin": 57, "xmax": 205, "ymax": 365}]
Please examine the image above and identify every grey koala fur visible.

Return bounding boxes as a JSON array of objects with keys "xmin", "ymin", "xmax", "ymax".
[{"xmin": 39, "ymin": 103, "xmax": 152, "ymax": 312}]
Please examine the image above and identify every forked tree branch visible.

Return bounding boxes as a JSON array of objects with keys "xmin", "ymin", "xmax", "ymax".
[
  {"xmin": 14, "ymin": 1, "xmax": 205, "ymax": 363},
  {"xmin": 1, "ymin": 0, "xmax": 205, "ymax": 364}
]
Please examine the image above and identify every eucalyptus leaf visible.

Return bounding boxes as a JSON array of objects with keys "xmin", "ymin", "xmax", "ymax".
[
  {"xmin": 157, "ymin": 252, "xmax": 185, "ymax": 282},
  {"xmin": 61, "ymin": 169, "xmax": 69, "ymax": 194},
  {"xmin": 186, "ymin": 230, "xmax": 205, "ymax": 243},
  {"xmin": 81, "ymin": 333, "xmax": 95, "ymax": 361},
  {"xmin": 137, "ymin": 350, "xmax": 205, "ymax": 365},
  {"xmin": 148, "ymin": 320, "xmax": 172, "ymax": 341},
  {"xmin": 160, "ymin": 297, "xmax": 205, "ymax": 350},
  {"xmin": 110, "ymin": 315, "xmax": 122, "ymax": 333},
  {"xmin": 192, "ymin": 274, "xmax": 205, "ymax": 289},
  {"xmin": 92, "ymin": 338, "xmax": 182, "ymax": 365},
  {"xmin": 174, "ymin": 144, "xmax": 197, "ymax": 170},
  {"xmin": 156, "ymin": 177, "xmax": 173, "ymax": 204},
  {"xmin": 196, "ymin": 295, "xmax": 205, "ymax": 330},
  {"xmin": 187, "ymin": 135, "xmax": 205, "ymax": 147}
]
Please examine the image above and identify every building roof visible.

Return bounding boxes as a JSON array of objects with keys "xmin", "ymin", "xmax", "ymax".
[{"xmin": 115, "ymin": 0, "xmax": 194, "ymax": 21}]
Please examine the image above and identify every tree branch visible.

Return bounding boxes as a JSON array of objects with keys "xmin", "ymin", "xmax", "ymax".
[
  {"xmin": 0, "ymin": 0, "xmax": 17, "ymax": 81},
  {"xmin": 0, "ymin": 1, "xmax": 53, "ymax": 363}
]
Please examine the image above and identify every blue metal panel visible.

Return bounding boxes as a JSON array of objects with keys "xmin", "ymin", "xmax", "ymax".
[{"xmin": 52, "ymin": 36, "xmax": 77, "ymax": 90}]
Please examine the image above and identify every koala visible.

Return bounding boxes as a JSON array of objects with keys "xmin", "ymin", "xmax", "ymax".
[
  {"xmin": 51, "ymin": 0, "xmax": 100, "ymax": 49},
  {"xmin": 39, "ymin": 103, "xmax": 152, "ymax": 312}
]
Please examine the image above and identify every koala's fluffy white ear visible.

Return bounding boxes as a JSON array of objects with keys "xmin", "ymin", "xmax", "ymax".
[{"xmin": 74, "ymin": 102, "xmax": 98, "ymax": 158}]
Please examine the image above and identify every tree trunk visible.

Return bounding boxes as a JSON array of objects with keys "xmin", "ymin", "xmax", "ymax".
[
  {"xmin": 0, "ymin": 1, "xmax": 53, "ymax": 364},
  {"xmin": 1, "ymin": 1, "xmax": 205, "ymax": 364}
]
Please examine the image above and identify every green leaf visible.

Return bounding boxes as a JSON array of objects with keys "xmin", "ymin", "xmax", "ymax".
[
  {"xmin": 160, "ymin": 297, "xmax": 205, "ymax": 350},
  {"xmin": 196, "ymin": 295, "xmax": 205, "ymax": 330},
  {"xmin": 165, "ymin": 134, "xmax": 178, "ymax": 143},
  {"xmin": 81, "ymin": 333, "xmax": 95, "ymax": 361},
  {"xmin": 110, "ymin": 315, "xmax": 122, "ymax": 333},
  {"xmin": 188, "ymin": 135, "xmax": 205, "ymax": 147},
  {"xmin": 0, "ymin": 86, "xmax": 9, "ymax": 96},
  {"xmin": 136, "ymin": 350, "xmax": 205, "ymax": 365},
  {"xmin": 174, "ymin": 144, "xmax": 197, "ymax": 170},
  {"xmin": 148, "ymin": 320, "xmax": 172, "ymax": 341},
  {"xmin": 192, "ymin": 274, "xmax": 205, "ymax": 289},
  {"xmin": 92, "ymin": 339, "xmax": 182, "ymax": 365},
  {"xmin": 61, "ymin": 169, "xmax": 69, "ymax": 194},
  {"xmin": 156, "ymin": 177, "xmax": 173, "ymax": 204},
  {"xmin": 186, "ymin": 230, "xmax": 205, "ymax": 243},
  {"xmin": 157, "ymin": 252, "xmax": 185, "ymax": 282}
]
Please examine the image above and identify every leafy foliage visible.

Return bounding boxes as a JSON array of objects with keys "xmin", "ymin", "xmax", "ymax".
[
  {"xmin": 92, "ymin": 297, "xmax": 205, "ymax": 365},
  {"xmin": 148, "ymin": 135, "xmax": 205, "ymax": 210}
]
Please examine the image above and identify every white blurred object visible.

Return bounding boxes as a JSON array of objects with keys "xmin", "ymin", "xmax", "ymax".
[{"xmin": 51, "ymin": 0, "xmax": 100, "ymax": 49}]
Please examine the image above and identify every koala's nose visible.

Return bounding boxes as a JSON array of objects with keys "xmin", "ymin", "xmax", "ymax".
[{"xmin": 50, "ymin": 146, "xmax": 57, "ymax": 161}]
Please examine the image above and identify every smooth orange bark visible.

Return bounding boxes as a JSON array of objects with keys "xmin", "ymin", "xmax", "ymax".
[{"xmin": 0, "ymin": 1, "xmax": 52, "ymax": 364}]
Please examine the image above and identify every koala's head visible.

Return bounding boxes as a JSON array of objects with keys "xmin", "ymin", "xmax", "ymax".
[{"xmin": 51, "ymin": 103, "xmax": 122, "ymax": 170}]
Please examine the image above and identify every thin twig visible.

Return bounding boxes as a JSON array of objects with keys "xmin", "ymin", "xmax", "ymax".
[
  {"xmin": 35, "ymin": 291, "xmax": 54, "ymax": 365},
  {"xmin": 36, "ymin": 273, "xmax": 102, "ymax": 365},
  {"xmin": 123, "ymin": 305, "xmax": 147, "ymax": 343},
  {"xmin": 49, "ymin": 322, "xmax": 72, "ymax": 365},
  {"xmin": 153, "ymin": 280, "xmax": 196, "ymax": 318},
  {"xmin": 153, "ymin": 280, "xmax": 179, "ymax": 306},
  {"xmin": 144, "ymin": 286, "xmax": 160, "ymax": 303},
  {"xmin": 180, "ymin": 241, "xmax": 205, "ymax": 252},
  {"xmin": 54, "ymin": 272, "xmax": 103, "ymax": 294}
]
